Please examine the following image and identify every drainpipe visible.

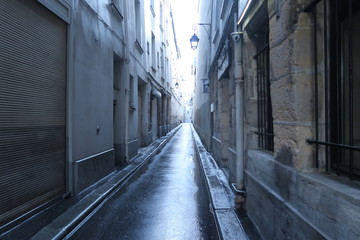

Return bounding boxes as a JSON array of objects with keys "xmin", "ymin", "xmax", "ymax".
[
  {"xmin": 124, "ymin": 76, "xmax": 129, "ymax": 163},
  {"xmin": 234, "ymin": 38, "xmax": 244, "ymax": 190},
  {"xmin": 231, "ymin": 30, "xmax": 244, "ymax": 191},
  {"xmin": 123, "ymin": 0, "xmax": 130, "ymax": 162}
]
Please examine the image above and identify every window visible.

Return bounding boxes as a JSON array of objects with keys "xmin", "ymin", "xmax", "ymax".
[
  {"xmin": 160, "ymin": 47, "xmax": 164, "ymax": 76},
  {"xmin": 129, "ymin": 75, "xmax": 135, "ymax": 110},
  {"xmin": 165, "ymin": 19, "xmax": 169, "ymax": 43},
  {"xmin": 165, "ymin": 57, "xmax": 169, "ymax": 79},
  {"xmin": 151, "ymin": 33, "xmax": 156, "ymax": 70},
  {"xmin": 160, "ymin": 2, "xmax": 164, "ymax": 31},
  {"xmin": 134, "ymin": 0, "xmax": 144, "ymax": 53},
  {"xmin": 212, "ymin": 0, "xmax": 220, "ymax": 42},
  {"xmin": 134, "ymin": 0, "xmax": 141, "ymax": 41},
  {"xmin": 254, "ymin": 24, "xmax": 273, "ymax": 151},
  {"xmin": 220, "ymin": 0, "xmax": 226, "ymax": 19},
  {"xmin": 202, "ymin": 78, "xmax": 210, "ymax": 93},
  {"xmin": 305, "ymin": 0, "xmax": 360, "ymax": 179},
  {"xmin": 157, "ymin": 52, "xmax": 159, "ymax": 69},
  {"xmin": 110, "ymin": 0, "xmax": 124, "ymax": 19},
  {"xmin": 150, "ymin": 0, "xmax": 155, "ymax": 16}
]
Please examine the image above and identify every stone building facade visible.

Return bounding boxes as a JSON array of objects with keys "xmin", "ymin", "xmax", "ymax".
[
  {"xmin": 0, "ymin": 0, "xmax": 182, "ymax": 231},
  {"xmin": 194, "ymin": 0, "xmax": 360, "ymax": 239}
]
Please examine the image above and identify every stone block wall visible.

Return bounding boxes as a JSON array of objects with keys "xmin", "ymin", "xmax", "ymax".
[
  {"xmin": 269, "ymin": 0, "xmax": 314, "ymax": 171},
  {"xmin": 242, "ymin": 31, "xmax": 258, "ymax": 151},
  {"xmin": 243, "ymin": 0, "xmax": 360, "ymax": 239},
  {"xmin": 193, "ymin": 102, "xmax": 211, "ymax": 150},
  {"xmin": 246, "ymin": 150, "xmax": 360, "ymax": 239}
]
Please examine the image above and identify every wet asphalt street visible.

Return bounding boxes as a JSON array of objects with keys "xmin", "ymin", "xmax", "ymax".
[{"xmin": 69, "ymin": 124, "xmax": 219, "ymax": 240}]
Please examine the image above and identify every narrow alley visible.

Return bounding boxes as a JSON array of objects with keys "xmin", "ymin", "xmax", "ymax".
[
  {"xmin": 2, "ymin": 1, "xmax": 360, "ymax": 239},
  {"xmin": 68, "ymin": 124, "xmax": 219, "ymax": 240}
]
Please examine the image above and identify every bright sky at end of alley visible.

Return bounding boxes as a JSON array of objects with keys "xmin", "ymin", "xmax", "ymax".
[{"xmin": 169, "ymin": 0, "xmax": 199, "ymax": 98}]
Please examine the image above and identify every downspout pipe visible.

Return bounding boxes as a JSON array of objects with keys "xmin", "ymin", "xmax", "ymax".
[
  {"xmin": 123, "ymin": 0, "xmax": 130, "ymax": 162},
  {"xmin": 230, "ymin": 0, "xmax": 245, "ymax": 193},
  {"xmin": 231, "ymin": 30, "xmax": 245, "ymax": 191}
]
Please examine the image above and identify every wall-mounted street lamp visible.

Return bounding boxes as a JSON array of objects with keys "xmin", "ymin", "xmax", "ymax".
[
  {"xmin": 189, "ymin": 23, "xmax": 211, "ymax": 50},
  {"xmin": 175, "ymin": 82, "xmax": 179, "ymax": 89},
  {"xmin": 190, "ymin": 34, "xmax": 200, "ymax": 50}
]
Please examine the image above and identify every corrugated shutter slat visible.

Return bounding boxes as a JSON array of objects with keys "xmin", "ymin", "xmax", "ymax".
[{"xmin": 0, "ymin": 0, "xmax": 66, "ymax": 226}]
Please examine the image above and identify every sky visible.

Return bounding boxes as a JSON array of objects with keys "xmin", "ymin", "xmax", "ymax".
[{"xmin": 169, "ymin": 0, "xmax": 199, "ymax": 100}]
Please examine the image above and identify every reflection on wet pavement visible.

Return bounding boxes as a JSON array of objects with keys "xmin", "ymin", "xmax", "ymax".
[{"xmin": 70, "ymin": 124, "xmax": 219, "ymax": 240}]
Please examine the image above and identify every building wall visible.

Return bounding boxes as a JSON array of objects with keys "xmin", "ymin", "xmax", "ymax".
[
  {"xmin": 170, "ymin": 91, "xmax": 183, "ymax": 128},
  {"xmin": 196, "ymin": 0, "xmax": 238, "ymax": 181},
  {"xmin": 143, "ymin": 0, "xmax": 174, "ymax": 139},
  {"xmin": 127, "ymin": 0, "xmax": 148, "ymax": 158},
  {"xmin": 240, "ymin": 0, "xmax": 360, "ymax": 239},
  {"xmin": 193, "ymin": 1, "xmax": 212, "ymax": 146},
  {"xmin": 72, "ymin": 0, "xmax": 178, "ymax": 192},
  {"xmin": 0, "ymin": 0, "xmax": 183, "ymax": 229},
  {"xmin": 69, "ymin": 0, "xmax": 151, "ymax": 193},
  {"xmin": 68, "ymin": 0, "xmax": 124, "ymax": 193},
  {"xmin": 195, "ymin": 0, "xmax": 360, "ymax": 239}
]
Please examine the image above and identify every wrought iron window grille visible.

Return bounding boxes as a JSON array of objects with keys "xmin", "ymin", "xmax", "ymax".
[
  {"xmin": 253, "ymin": 29, "xmax": 274, "ymax": 152},
  {"xmin": 304, "ymin": 0, "xmax": 360, "ymax": 179}
]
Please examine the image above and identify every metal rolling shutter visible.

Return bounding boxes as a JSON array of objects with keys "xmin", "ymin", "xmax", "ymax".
[{"xmin": 0, "ymin": 0, "xmax": 66, "ymax": 226}]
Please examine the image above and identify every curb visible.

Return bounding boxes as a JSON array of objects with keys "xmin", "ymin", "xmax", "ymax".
[
  {"xmin": 30, "ymin": 125, "xmax": 182, "ymax": 240},
  {"xmin": 191, "ymin": 125, "xmax": 248, "ymax": 240}
]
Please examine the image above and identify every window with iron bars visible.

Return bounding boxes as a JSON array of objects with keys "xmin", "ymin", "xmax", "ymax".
[
  {"xmin": 305, "ymin": 0, "xmax": 360, "ymax": 179},
  {"xmin": 253, "ymin": 26, "xmax": 274, "ymax": 151}
]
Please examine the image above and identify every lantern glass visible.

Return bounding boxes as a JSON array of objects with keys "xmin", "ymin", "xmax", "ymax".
[{"xmin": 190, "ymin": 34, "xmax": 199, "ymax": 50}]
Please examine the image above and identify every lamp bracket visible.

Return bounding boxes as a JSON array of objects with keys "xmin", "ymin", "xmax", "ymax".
[{"xmin": 192, "ymin": 23, "xmax": 211, "ymax": 38}]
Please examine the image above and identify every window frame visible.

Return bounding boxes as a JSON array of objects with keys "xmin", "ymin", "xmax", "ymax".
[{"xmin": 305, "ymin": 0, "xmax": 360, "ymax": 179}]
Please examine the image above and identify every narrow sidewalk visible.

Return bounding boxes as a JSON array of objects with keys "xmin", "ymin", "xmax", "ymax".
[{"xmin": 191, "ymin": 125, "xmax": 248, "ymax": 240}]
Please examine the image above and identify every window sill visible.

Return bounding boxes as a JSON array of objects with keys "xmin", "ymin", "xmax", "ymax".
[
  {"xmin": 300, "ymin": 172, "xmax": 360, "ymax": 202},
  {"xmin": 246, "ymin": 149, "xmax": 360, "ymax": 238},
  {"xmin": 247, "ymin": 149, "xmax": 360, "ymax": 202},
  {"xmin": 110, "ymin": 2, "xmax": 124, "ymax": 20},
  {"xmin": 248, "ymin": 149, "xmax": 274, "ymax": 160},
  {"xmin": 150, "ymin": 6, "xmax": 155, "ymax": 17},
  {"xmin": 135, "ymin": 40, "xmax": 144, "ymax": 54},
  {"xmin": 129, "ymin": 104, "xmax": 136, "ymax": 112},
  {"xmin": 212, "ymin": 29, "xmax": 219, "ymax": 43}
]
